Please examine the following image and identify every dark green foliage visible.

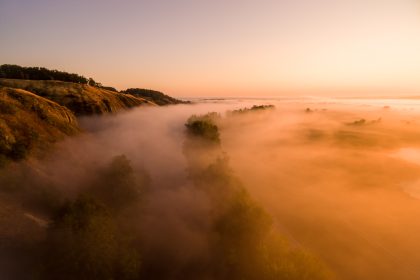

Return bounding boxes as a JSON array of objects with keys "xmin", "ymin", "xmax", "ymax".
[
  {"xmin": 229, "ymin": 104, "xmax": 275, "ymax": 115},
  {"xmin": 185, "ymin": 113, "xmax": 221, "ymax": 143},
  {"xmin": 42, "ymin": 196, "xmax": 141, "ymax": 280},
  {"xmin": 0, "ymin": 64, "xmax": 89, "ymax": 84},
  {"xmin": 0, "ymin": 64, "xmax": 118, "ymax": 90},
  {"xmin": 123, "ymin": 88, "xmax": 190, "ymax": 105}
]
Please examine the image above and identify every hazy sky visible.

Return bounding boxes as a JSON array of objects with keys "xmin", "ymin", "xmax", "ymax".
[{"xmin": 1, "ymin": 0, "xmax": 420, "ymax": 97}]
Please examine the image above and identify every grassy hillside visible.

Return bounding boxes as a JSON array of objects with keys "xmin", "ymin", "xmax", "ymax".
[
  {"xmin": 0, "ymin": 87, "xmax": 79, "ymax": 163},
  {"xmin": 0, "ymin": 79, "xmax": 156, "ymax": 116}
]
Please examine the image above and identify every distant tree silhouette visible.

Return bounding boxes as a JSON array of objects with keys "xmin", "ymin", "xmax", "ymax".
[
  {"xmin": 123, "ymin": 88, "xmax": 190, "ymax": 105},
  {"xmin": 0, "ymin": 64, "xmax": 89, "ymax": 84},
  {"xmin": 0, "ymin": 64, "xmax": 112, "ymax": 91}
]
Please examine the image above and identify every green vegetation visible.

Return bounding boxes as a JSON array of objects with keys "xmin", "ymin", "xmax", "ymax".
[
  {"xmin": 0, "ymin": 64, "xmax": 89, "ymax": 84},
  {"xmin": 185, "ymin": 113, "xmax": 221, "ymax": 143},
  {"xmin": 123, "ymin": 88, "xmax": 190, "ymax": 105},
  {"xmin": 38, "ymin": 154, "xmax": 150, "ymax": 279},
  {"xmin": 229, "ymin": 104, "xmax": 275, "ymax": 115},
  {"xmin": 88, "ymin": 155, "xmax": 149, "ymax": 211},
  {"xmin": 0, "ymin": 64, "xmax": 117, "ymax": 91},
  {"xmin": 43, "ymin": 196, "xmax": 141, "ymax": 280}
]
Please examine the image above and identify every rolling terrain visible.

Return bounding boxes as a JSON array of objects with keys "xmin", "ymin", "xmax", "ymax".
[{"xmin": 0, "ymin": 78, "xmax": 156, "ymax": 115}]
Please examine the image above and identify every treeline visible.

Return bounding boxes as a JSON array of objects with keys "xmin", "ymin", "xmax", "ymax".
[
  {"xmin": 0, "ymin": 65, "xmax": 189, "ymax": 104},
  {"xmin": 123, "ymin": 88, "xmax": 190, "ymax": 105},
  {"xmin": 0, "ymin": 64, "xmax": 118, "ymax": 90},
  {"xmin": 0, "ymin": 64, "xmax": 92, "ymax": 84},
  {"xmin": 228, "ymin": 105, "xmax": 275, "ymax": 115}
]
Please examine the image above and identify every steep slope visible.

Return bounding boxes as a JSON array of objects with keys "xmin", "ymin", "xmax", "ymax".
[
  {"xmin": 0, "ymin": 87, "xmax": 79, "ymax": 163},
  {"xmin": 0, "ymin": 79, "xmax": 156, "ymax": 115}
]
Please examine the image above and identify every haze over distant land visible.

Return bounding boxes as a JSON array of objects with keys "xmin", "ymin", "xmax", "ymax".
[
  {"xmin": 3, "ymin": 0, "xmax": 420, "ymax": 279},
  {"xmin": 1, "ymin": 0, "xmax": 420, "ymax": 97}
]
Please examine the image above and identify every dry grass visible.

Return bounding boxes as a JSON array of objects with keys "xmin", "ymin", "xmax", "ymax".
[
  {"xmin": 0, "ymin": 79, "xmax": 156, "ymax": 115},
  {"xmin": 0, "ymin": 87, "xmax": 80, "ymax": 161}
]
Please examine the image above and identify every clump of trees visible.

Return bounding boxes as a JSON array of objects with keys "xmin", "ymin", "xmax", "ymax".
[
  {"xmin": 0, "ymin": 64, "xmax": 116, "ymax": 90},
  {"xmin": 0, "ymin": 64, "xmax": 89, "ymax": 84},
  {"xmin": 346, "ymin": 118, "xmax": 382, "ymax": 126},
  {"xmin": 185, "ymin": 113, "xmax": 221, "ymax": 143},
  {"xmin": 123, "ymin": 88, "xmax": 190, "ymax": 105},
  {"xmin": 43, "ymin": 196, "xmax": 141, "ymax": 280},
  {"xmin": 228, "ymin": 105, "xmax": 275, "ymax": 115},
  {"xmin": 87, "ymin": 155, "xmax": 149, "ymax": 211},
  {"xmin": 38, "ymin": 155, "xmax": 149, "ymax": 279}
]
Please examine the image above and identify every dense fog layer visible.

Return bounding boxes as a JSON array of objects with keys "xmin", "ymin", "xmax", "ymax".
[{"xmin": 2, "ymin": 98, "xmax": 420, "ymax": 279}]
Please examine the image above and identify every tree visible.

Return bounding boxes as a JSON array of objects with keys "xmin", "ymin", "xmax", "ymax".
[
  {"xmin": 42, "ymin": 196, "xmax": 141, "ymax": 280},
  {"xmin": 88, "ymin": 155, "xmax": 149, "ymax": 212},
  {"xmin": 185, "ymin": 113, "xmax": 221, "ymax": 143}
]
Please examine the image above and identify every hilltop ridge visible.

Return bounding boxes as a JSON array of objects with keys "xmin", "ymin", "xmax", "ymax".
[
  {"xmin": 0, "ymin": 78, "xmax": 156, "ymax": 115},
  {"xmin": 0, "ymin": 65, "xmax": 191, "ymax": 162}
]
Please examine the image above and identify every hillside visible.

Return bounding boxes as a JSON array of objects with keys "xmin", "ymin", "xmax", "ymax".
[
  {"xmin": 123, "ymin": 88, "xmax": 190, "ymax": 105},
  {"xmin": 0, "ymin": 87, "xmax": 79, "ymax": 163},
  {"xmin": 0, "ymin": 79, "xmax": 156, "ymax": 116}
]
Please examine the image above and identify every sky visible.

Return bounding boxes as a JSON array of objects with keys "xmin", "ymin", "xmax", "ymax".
[{"xmin": 1, "ymin": 0, "xmax": 420, "ymax": 97}]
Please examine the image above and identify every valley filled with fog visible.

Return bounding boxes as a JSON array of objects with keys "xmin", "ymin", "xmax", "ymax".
[{"xmin": 2, "ymin": 97, "xmax": 420, "ymax": 279}]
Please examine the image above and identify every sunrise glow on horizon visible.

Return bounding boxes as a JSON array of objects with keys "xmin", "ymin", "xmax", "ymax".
[{"xmin": 1, "ymin": 0, "xmax": 420, "ymax": 97}]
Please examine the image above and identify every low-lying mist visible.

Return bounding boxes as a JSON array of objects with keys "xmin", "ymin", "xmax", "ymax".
[{"xmin": 2, "ymin": 98, "xmax": 420, "ymax": 279}]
